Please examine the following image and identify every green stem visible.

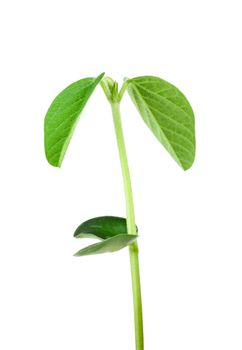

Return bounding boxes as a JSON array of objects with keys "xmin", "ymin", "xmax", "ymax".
[{"xmin": 111, "ymin": 102, "xmax": 144, "ymax": 350}]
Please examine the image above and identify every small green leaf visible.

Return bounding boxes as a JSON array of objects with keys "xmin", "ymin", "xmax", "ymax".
[
  {"xmin": 74, "ymin": 234, "xmax": 138, "ymax": 257},
  {"xmin": 127, "ymin": 76, "xmax": 195, "ymax": 170},
  {"xmin": 44, "ymin": 72, "xmax": 105, "ymax": 167},
  {"xmin": 74, "ymin": 216, "xmax": 138, "ymax": 240}
]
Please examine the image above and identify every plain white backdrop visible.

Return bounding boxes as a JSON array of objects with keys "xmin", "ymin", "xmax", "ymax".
[{"xmin": 0, "ymin": 0, "xmax": 242, "ymax": 349}]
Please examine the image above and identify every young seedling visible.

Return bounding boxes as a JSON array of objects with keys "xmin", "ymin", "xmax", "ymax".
[{"xmin": 44, "ymin": 73, "xmax": 196, "ymax": 350}]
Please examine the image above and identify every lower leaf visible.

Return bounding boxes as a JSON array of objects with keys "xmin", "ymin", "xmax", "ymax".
[{"xmin": 74, "ymin": 234, "xmax": 138, "ymax": 257}]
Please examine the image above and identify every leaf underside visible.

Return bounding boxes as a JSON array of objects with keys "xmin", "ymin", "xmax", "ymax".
[
  {"xmin": 127, "ymin": 76, "xmax": 196, "ymax": 170},
  {"xmin": 74, "ymin": 234, "xmax": 138, "ymax": 256},
  {"xmin": 44, "ymin": 72, "xmax": 105, "ymax": 167},
  {"xmin": 74, "ymin": 216, "xmax": 138, "ymax": 256}
]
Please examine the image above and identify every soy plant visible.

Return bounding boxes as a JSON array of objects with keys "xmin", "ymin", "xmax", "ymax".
[{"xmin": 44, "ymin": 72, "xmax": 195, "ymax": 350}]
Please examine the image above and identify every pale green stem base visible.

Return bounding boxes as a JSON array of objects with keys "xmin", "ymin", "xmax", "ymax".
[
  {"xmin": 111, "ymin": 102, "xmax": 144, "ymax": 350},
  {"xmin": 129, "ymin": 242, "xmax": 144, "ymax": 350}
]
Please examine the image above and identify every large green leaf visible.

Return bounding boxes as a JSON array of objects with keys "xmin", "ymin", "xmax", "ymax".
[
  {"xmin": 44, "ymin": 72, "xmax": 105, "ymax": 167},
  {"xmin": 74, "ymin": 234, "xmax": 138, "ymax": 257},
  {"xmin": 74, "ymin": 216, "xmax": 138, "ymax": 240},
  {"xmin": 127, "ymin": 76, "xmax": 195, "ymax": 170}
]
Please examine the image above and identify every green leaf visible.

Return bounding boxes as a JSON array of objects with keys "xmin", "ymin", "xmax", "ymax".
[
  {"xmin": 74, "ymin": 216, "xmax": 138, "ymax": 240},
  {"xmin": 74, "ymin": 234, "xmax": 138, "ymax": 257},
  {"xmin": 127, "ymin": 76, "xmax": 195, "ymax": 170},
  {"xmin": 73, "ymin": 216, "xmax": 138, "ymax": 257},
  {"xmin": 44, "ymin": 72, "xmax": 105, "ymax": 167}
]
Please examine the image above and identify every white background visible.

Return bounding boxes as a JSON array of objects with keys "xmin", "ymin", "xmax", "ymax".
[{"xmin": 0, "ymin": 1, "xmax": 241, "ymax": 349}]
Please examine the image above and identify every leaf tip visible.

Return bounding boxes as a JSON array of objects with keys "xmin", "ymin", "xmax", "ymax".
[
  {"xmin": 73, "ymin": 230, "xmax": 79, "ymax": 238},
  {"xmin": 98, "ymin": 72, "xmax": 105, "ymax": 81},
  {"xmin": 181, "ymin": 160, "xmax": 195, "ymax": 171},
  {"xmin": 45, "ymin": 155, "xmax": 62, "ymax": 168}
]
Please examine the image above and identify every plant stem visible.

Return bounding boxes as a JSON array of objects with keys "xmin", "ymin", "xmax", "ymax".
[{"xmin": 111, "ymin": 102, "xmax": 144, "ymax": 350}]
